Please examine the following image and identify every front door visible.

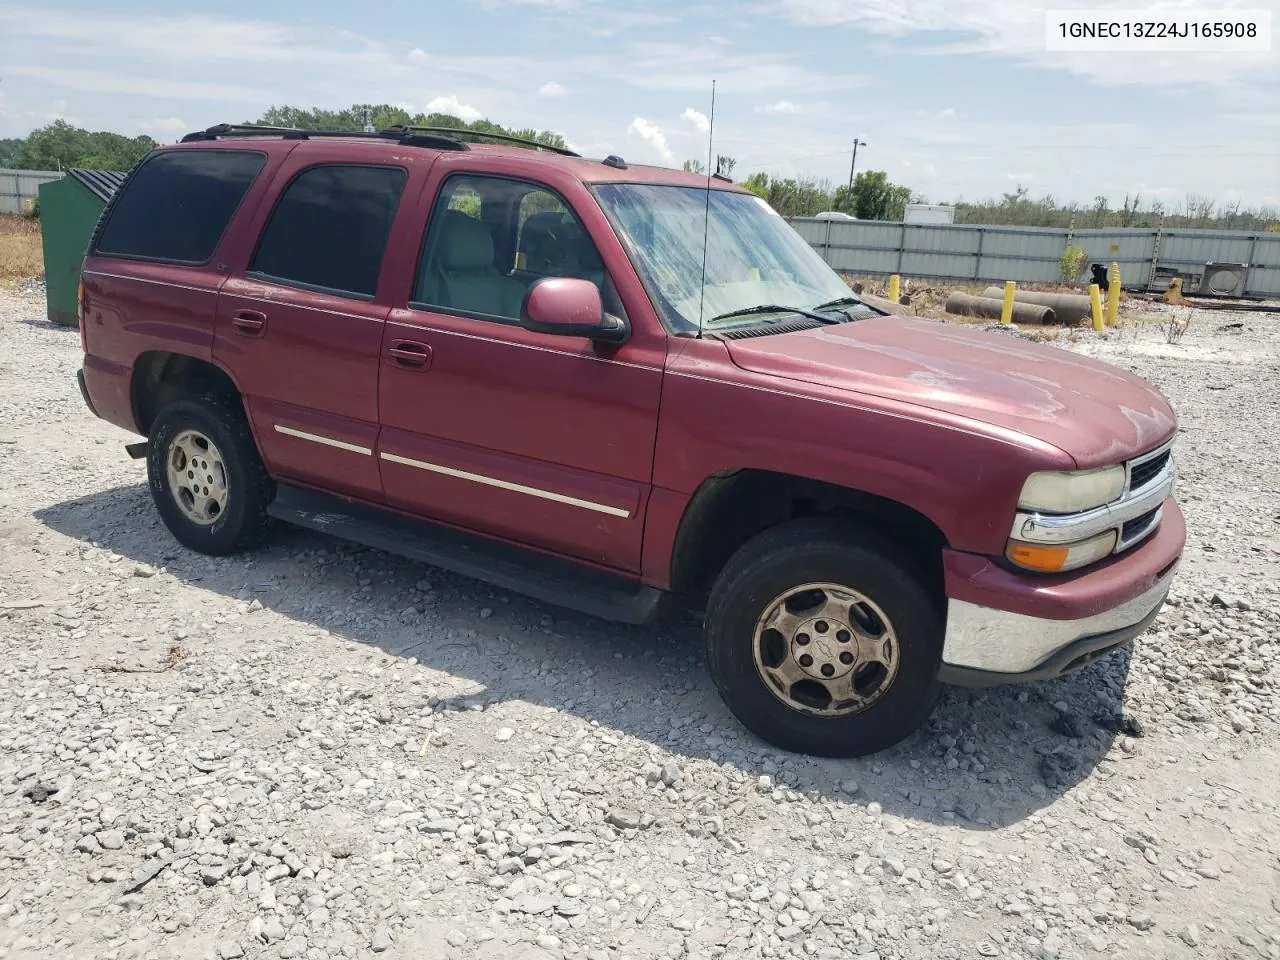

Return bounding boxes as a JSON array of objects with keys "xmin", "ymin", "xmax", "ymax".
[
  {"xmin": 377, "ymin": 169, "xmax": 665, "ymax": 573},
  {"xmin": 214, "ymin": 155, "xmax": 417, "ymax": 500}
]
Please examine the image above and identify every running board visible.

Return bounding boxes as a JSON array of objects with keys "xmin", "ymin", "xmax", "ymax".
[{"xmin": 267, "ymin": 484, "xmax": 666, "ymax": 625}]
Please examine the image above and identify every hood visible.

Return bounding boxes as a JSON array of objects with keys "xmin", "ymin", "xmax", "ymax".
[{"xmin": 725, "ymin": 317, "xmax": 1176, "ymax": 466}]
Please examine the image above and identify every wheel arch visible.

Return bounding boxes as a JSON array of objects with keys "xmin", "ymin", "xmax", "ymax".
[
  {"xmin": 131, "ymin": 351, "xmax": 247, "ymax": 438},
  {"xmin": 669, "ymin": 468, "xmax": 951, "ymax": 598}
]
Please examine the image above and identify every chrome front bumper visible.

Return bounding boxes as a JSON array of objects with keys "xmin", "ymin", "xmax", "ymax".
[{"xmin": 939, "ymin": 570, "xmax": 1173, "ymax": 685}]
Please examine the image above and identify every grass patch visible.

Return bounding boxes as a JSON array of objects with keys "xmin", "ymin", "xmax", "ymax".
[{"xmin": 0, "ymin": 215, "xmax": 43, "ymax": 279}]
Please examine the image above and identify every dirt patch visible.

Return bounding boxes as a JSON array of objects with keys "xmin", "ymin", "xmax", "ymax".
[{"xmin": 0, "ymin": 215, "xmax": 43, "ymax": 280}]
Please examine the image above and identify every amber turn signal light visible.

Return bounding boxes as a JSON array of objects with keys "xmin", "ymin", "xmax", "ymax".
[
  {"xmin": 1007, "ymin": 541, "xmax": 1070, "ymax": 572},
  {"xmin": 1006, "ymin": 530, "xmax": 1119, "ymax": 574}
]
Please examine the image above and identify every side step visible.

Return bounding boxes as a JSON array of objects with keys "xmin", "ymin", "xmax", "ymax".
[{"xmin": 266, "ymin": 484, "xmax": 666, "ymax": 625}]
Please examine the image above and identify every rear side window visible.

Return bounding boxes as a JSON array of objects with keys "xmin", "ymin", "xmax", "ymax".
[
  {"xmin": 249, "ymin": 164, "xmax": 407, "ymax": 299},
  {"xmin": 95, "ymin": 150, "xmax": 265, "ymax": 263}
]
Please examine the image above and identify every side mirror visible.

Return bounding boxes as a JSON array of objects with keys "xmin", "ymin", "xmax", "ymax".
[{"xmin": 521, "ymin": 278, "xmax": 629, "ymax": 344}]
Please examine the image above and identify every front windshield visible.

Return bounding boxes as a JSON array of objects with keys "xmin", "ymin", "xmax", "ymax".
[{"xmin": 592, "ymin": 183, "xmax": 858, "ymax": 334}]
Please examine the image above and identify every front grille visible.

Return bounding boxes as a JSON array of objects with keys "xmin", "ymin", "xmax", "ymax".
[
  {"xmin": 1121, "ymin": 507, "xmax": 1159, "ymax": 543},
  {"xmin": 1129, "ymin": 449, "xmax": 1171, "ymax": 490}
]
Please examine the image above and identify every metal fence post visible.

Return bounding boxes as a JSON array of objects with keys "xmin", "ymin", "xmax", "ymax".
[
  {"xmin": 973, "ymin": 227, "xmax": 985, "ymax": 280},
  {"xmin": 1245, "ymin": 233, "xmax": 1259, "ymax": 297},
  {"xmin": 1147, "ymin": 216, "xmax": 1164, "ymax": 290},
  {"xmin": 896, "ymin": 223, "xmax": 907, "ymax": 275}
]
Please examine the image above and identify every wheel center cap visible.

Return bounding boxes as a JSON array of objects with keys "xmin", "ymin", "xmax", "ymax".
[{"xmin": 792, "ymin": 618, "xmax": 856, "ymax": 679}]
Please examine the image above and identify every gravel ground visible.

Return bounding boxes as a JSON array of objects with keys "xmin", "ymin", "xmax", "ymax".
[{"xmin": 1, "ymin": 283, "xmax": 1278, "ymax": 960}]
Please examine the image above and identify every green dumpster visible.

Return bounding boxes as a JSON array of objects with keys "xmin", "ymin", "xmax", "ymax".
[{"xmin": 37, "ymin": 169, "xmax": 126, "ymax": 327}]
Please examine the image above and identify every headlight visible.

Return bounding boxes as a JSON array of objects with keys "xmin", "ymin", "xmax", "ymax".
[
  {"xmin": 1018, "ymin": 465, "xmax": 1125, "ymax": 514},
  {"xmin": 1006, "ymin": 530, "xmax": 1118, "ymax": 573}
]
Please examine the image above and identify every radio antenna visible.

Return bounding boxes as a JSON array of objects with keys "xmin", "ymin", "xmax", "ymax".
[{"xmin": 696, "ymin": 79, "xmax": 716, "ymax": 338}]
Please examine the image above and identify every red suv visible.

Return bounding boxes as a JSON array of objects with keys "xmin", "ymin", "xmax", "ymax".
[{"xmin": 77, "ymin": 124, "xmax": 1183, "ymax": 756}]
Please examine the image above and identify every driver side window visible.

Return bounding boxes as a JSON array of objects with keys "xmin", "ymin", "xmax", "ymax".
[{"xmin": 414, "ymin": 175, "xmax": 607, "ymax": 324}]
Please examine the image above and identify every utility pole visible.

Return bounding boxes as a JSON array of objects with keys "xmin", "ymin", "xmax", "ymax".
[{"xmin": 847, "ymin": 137, "xmax": 867, "ymax": 192}]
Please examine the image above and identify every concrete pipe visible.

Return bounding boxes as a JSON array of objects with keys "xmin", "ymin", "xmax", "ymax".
[
  {"xmin": 980, "ymin": 287, "xmax": 1092, "ymax": 324},
  {"xmin": 945, "ymin": 293, "xmax": 1055, "ymax": 325}
]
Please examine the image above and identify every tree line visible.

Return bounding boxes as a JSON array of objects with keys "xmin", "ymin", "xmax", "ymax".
[
  {"xmin": 0, "ymin": 105, "xmax": 565, "ymax": 173},
  {"xmin": 949, "ymin": 185, "xmax": 1279, "ymax": 231},
  {"xmin": 3, "ymin": 108, "xmax": 1275, "ymax": 231},
  {"xmin": 0, "ymin": 121, "xmax": 156, "ymax": 172},
  {"xmin": 253, "ymin": 103, "xmax": 568, "ymax": 151}
]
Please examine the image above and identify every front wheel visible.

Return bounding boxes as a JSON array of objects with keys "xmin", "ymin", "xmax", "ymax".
[{"xmin": 704, "ymin": 519, "xmax": 943, "ymax": 757}]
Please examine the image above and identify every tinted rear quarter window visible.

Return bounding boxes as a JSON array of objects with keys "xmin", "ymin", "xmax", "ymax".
[
  {"xmin": 249, "ymin": 164, "xmax": 407, "ymax": 299},
  {"xmin": 95, "ymin": 150, "xmax": 266, "ymax": 263}
]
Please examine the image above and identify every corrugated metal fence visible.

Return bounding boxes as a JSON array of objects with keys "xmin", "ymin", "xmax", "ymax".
[
  {"xmin": 0, "ymin": 168, "xmax": 63, "ymax": 215},
  {"xmin": 789, "ymin": 217, "xmax": 1280, "ymax": 298}
]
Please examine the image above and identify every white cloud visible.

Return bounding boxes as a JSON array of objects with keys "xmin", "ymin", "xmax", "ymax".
[
  {"xmin": 0, "ymin": 8, "xmax": 316, "ymax": 63},
  {"xmin": 755, "ymin": 99, "xmax": 799, "ymax": 115},
  {"xmin": 627, "ymin": 117, "xmax": 672, "ymax": 162},
  {"xmin": 408, "ymin": 48, "xmax": 429, "ymax": 63},
  {"xmin": 538, "ymin": 81, "xmax": 567, "ymax": 97},
  {"xmin": 6, "ymin": 65, "xmax": 260, "ymax": 101},
  {"xmin": 680, "ymin": 107, "xmax": 710, "ymax": 132},
  {"xmin": 474, "ymin": 1, "xmax": 678, "ymax": 36},
  {"xmin": 475, "ymin": 0, "xmax": 579, "ymax": 8},
  {"xmin": 424, "ymin": 95, "xmax": 483, "ymax": 122},
  {"xmin": 0, "ymin": 91, "xmax": 77, "ymax": 129},
  {"xmin": 599, "ymin": 41, "xmax": 866, "ymax": 95},
  {"xmin": 142, "ymin": 116, "xmax": 189, "ymax": 140}
]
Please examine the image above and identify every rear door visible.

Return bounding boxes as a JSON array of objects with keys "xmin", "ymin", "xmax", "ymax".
[{"xmin": 213, "ymin": 148, "xmax": 425, "ymax": 500}]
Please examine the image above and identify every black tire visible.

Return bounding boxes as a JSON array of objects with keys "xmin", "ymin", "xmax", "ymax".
[
  {"xmin": 146, "ymin": 392, "xmax": 275, "ymax": 556},
  {"xmin": 704, "ymin": 518, "xmax": 943, "ymax": 757}
]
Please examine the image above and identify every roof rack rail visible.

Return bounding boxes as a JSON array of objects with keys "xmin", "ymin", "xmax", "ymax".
[
  {"xmin": 183, "ymin": 123, "xmax": 320, "ymax": 142},
  {"xmin": 382, "ymin": 125, "xmax": 579, "ymax": 157},
  {"xmin": 179, "ymin": 123, "xmax": 469, "ymax": 152}
]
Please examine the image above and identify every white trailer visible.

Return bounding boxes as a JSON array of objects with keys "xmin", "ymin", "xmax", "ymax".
[{"xmin": 903, "ymin": 203, "xmax": 955, "ymax": 225}]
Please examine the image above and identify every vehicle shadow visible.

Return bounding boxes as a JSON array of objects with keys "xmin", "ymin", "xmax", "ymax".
[
  {"xmin": 17, "ymin": 316, "xmax": 77, "ymax": 332},
  {"xmin": 35, "ymin": 482, "xmax": 1136, "ymax": 831}
]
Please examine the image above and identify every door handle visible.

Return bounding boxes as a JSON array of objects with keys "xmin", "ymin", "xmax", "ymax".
[
  {"xmin": 388, "ymin": 340, "xmax": 432, "ymax": 369},
  {"xmin": 231, "ymin": 310, "xmax": 267, "ymax": 336}
]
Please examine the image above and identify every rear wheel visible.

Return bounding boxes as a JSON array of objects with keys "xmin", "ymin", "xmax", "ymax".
[
  {"xmin": 146, "ymin": 393, "xmax": 275, "ymax": 555},
  {"xmin": 704, "ymin": 519, "xmax": 942, "ymax": 757}
]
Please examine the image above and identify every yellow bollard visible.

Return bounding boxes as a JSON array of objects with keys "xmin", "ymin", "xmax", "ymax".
[
  {"xmin": 887, "ymin": 274, "xmax": 901, "ymax": 303},
  {"xmin": 1105, "ymin": 262, "xmax": 1121, "ymax": 327},
  {"xmin": 1088, "ymin": 283, "xmax": 1105, "ymax": 332},
  {"xmin": 1000, "ymin": 280, "xmax": 1016, "ymax": 324}
]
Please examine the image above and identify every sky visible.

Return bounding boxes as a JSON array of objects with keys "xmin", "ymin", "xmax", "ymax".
[{"xmin": 1, "ymin": 0, "xmax": 1278, "ymax": 209}]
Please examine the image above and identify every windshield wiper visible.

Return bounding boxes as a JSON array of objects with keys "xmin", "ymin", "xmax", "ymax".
[
  {"xmin": 811, "ymin": 295, "xmax": 866, "ymax": 312},
  {"xmin": 709, "ymin": 304, "xmax": 841, "ymax": 325}
]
